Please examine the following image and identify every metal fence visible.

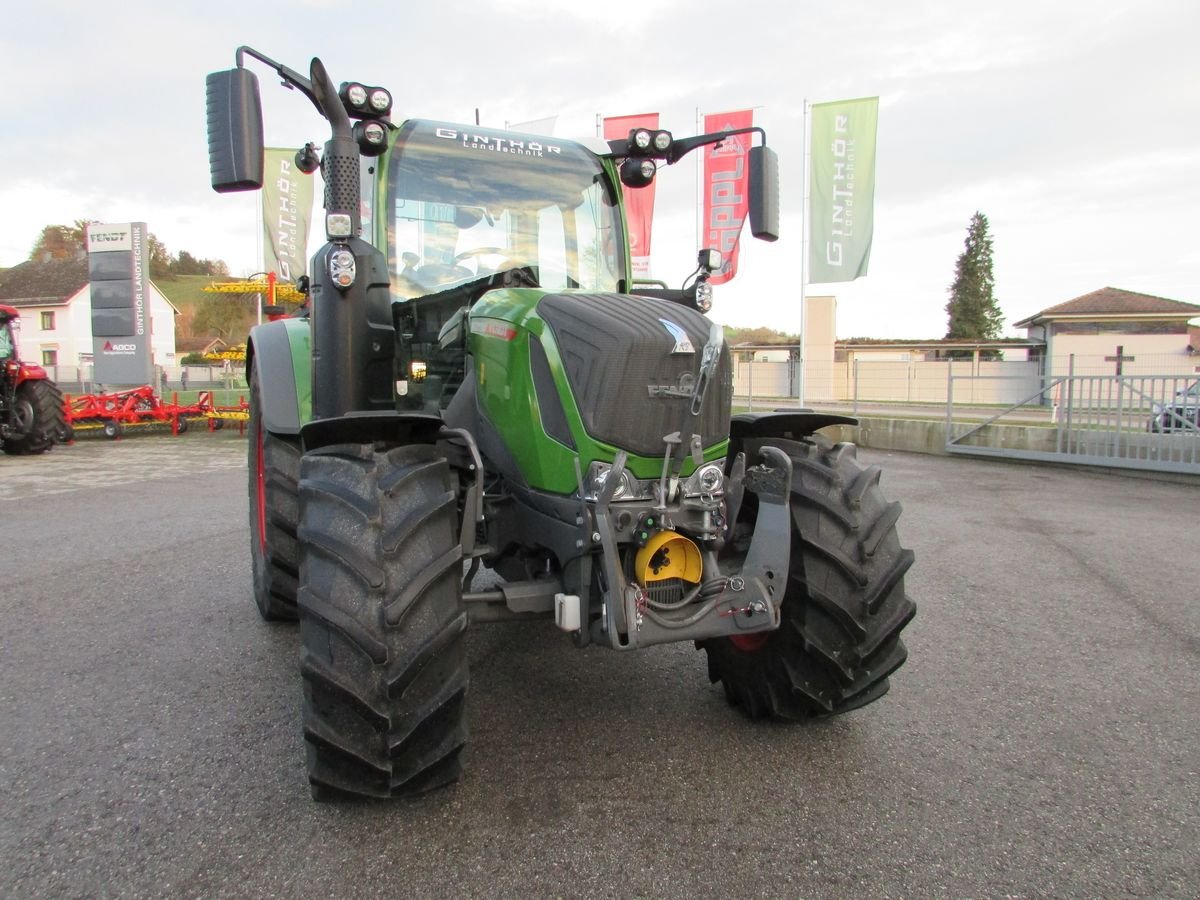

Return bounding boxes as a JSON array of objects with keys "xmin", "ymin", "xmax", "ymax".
[
  {"xmin": 733, "ymin": 352, "xmax": 1198, "ymax": 409},
  {"xmin": 44, "ymin": 364, "xmax": 248, "ymax": 396},
  {"xmin": 946, "ymin": 367, "xmax": 1199, "ymax": 475}
]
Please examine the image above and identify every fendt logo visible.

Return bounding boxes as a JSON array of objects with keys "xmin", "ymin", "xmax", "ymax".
[{"xmin": 103, "ymin": 341, "xmax": 136, "ymax": 355}]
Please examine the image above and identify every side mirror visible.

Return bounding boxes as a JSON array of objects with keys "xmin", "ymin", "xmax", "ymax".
[
  {"xmin": 206, "ymin": 68, "xmax": 264, "ymax": 192},
  {"xmin": 748, "ymin": 145, "xmax": 779, "ymax": 242}
]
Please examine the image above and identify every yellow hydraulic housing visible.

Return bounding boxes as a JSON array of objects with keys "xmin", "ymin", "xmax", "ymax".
[{"xmin": 634, "ymin": 530, "xmax": 703, "ymax": 590}]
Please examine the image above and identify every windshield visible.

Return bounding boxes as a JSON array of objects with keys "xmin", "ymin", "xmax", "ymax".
[{"xmin": 384, "ymin": 121, "xmax": 624, "ymax": 301}]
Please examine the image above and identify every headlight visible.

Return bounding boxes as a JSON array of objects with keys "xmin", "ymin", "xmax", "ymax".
[
  {"xmin": 633, "ymin": 129, "xmax": 652, "ymax": 150},
  {"xmin": 368, "ymin": 88, "xmax": 391, "ymax": 112},
  {"xmin": 684, "ymin": 461, "xmax": 725, "ymax": 496},
  {"xmin": 326, "ymin": 213, "xmax": 352, "ymax": 238},
  {"xmin": 346, "ymin": 83, "xmax": 368, "ymax": 108},
  {"xmin": 695, "ymin": 281, "xmax": 713, "ymax": 313},
  {"xmin": 653, "ymin": 130, "xmax": 671, "ymax": 151},
  {"xmin": 328, "ymin": 246, "xmax": 356, "ymax": 290},
  {"xmin": 585, "ymin": 462, "xmax": 635, "ymax": 501},
  {"xmin": 639, "ymin": 159, "xmax": 656, "ymax": 179},
  {"xmin": 355, "ymin": 120, "xmax": 389, "ymax": 156}
]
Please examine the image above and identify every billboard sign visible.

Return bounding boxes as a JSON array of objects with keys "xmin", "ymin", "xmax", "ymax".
[{"xmin": 88, "ymin": 222, "xmax": 154, "ymax": 384}]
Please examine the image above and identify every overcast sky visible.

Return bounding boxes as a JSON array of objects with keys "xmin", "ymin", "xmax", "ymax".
[{"xmin": 2, "ymin": 0, "xmax": 1197, "ymax": 338}]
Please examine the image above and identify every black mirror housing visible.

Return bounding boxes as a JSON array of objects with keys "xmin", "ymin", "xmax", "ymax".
[
  {"xmin": 748, "ymin": 145, "xmax": 779, "ymax": 241},
  {"xmin": 206, "ymin": 68, "xmax": 264, "ymax": 192}
]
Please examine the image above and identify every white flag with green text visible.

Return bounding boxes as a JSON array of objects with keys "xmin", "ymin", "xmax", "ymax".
[{"xmin": 809, "ymin": 97, "xmax": 878, "ymax": 284}]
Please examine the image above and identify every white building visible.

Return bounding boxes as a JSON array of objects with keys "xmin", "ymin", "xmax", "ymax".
[
  {"xmin": 0, "ymin": 257, "xmax": 177, "ymax": 375},
  {"xmin": 1013, "ymin": 287, "xmax": 1200, "ymax": 377}
]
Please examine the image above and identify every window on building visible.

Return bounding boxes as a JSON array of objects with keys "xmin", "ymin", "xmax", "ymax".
[
  {"xmin": 42, "ymin": 349, "xmax": 58, "ymax": 366},
  {"xmin": 40, "ymin": 311, "xmax": 55, "ymax": 330}
]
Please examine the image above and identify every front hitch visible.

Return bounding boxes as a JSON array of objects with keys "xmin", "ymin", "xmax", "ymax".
[{"xmin": 591, "ymin": 445, "xmax": 792, "ymax": 650}]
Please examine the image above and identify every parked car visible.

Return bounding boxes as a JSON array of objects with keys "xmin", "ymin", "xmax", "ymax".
[{"xmin": 1148, "ymin": 379, "xmax": 1200, "ymax": 432}]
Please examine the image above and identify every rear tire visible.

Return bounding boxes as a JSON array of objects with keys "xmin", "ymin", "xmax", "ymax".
[
  {"xmin": 699, "ymin": 436, "xmax": 916, "ymax": 719},
  {"xmin": 248, "ymin": 370, "xmax": 301, "ymax": 622},
  {"xmin": 298, "ymin": 443, "xmax": 468, "ymax": 801},
  {"xmin": 1, "ymin": 379, "xmax": 65, "ymax": 455}
]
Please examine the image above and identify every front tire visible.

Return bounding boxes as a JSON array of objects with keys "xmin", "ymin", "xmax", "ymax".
[
  {"xmin": 298, "ymin": 443, "xmax": 468, "ymax": 800},
  {"xmin": 247, "ymin": 370, "xmax": 301, "ymax": 622},
  {"xmin": 700, "ymin": 436, "xmax": 916, "ymax": 719}
]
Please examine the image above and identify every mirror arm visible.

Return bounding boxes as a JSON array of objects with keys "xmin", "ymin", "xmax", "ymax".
[
  {"xmin": 235, "ymin": 45, "xmax": 319, "ymax": 111},
  {"xmin": 666, "ymin": 126, "xmax": 767, "ymax": 164}
]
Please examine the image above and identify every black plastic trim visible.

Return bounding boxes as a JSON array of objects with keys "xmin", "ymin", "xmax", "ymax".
[{"xmin": 529, "ymin": 335, "xmax": 575, "ymax": 450}]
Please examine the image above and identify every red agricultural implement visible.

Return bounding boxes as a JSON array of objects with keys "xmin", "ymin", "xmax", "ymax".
[{"xmin": 63, "ymin": 386, "xmax": 250, "ymax": 439}]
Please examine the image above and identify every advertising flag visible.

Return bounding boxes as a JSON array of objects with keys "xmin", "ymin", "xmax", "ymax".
[
  {"xmin": 603, "ymin": 113, "xmax": 659, "ymax": 278},
  {"xmin": 808, "ymin": 97, "xmax": 878, "ymax": 284},
  {"xmin": 262, "ymin": 148, "xmax": 314, "ymax": 283},
  {"xmin": 702, "ymin": 110, "xmax": 754, "ymax": 285}
]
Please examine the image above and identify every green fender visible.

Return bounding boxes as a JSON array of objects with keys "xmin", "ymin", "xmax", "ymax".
[{"xmin": 246, "ymin": 318, "xmax": 312, "ymax": 434}]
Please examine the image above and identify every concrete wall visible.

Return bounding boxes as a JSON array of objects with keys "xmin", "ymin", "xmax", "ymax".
[{"xmin": 736, "ymin": 356, "xmax": 1044, "ymax": 405}]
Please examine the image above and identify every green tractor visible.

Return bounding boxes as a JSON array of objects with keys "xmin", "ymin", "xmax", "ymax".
[{"xmin": 207, "ymin": 48, "xmax": 916, "ymax": 801}]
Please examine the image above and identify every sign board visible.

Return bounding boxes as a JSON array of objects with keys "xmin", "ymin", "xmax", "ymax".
[{"xmin": 88, "ymin": 221, "xmax": 154, "ymax": 385}]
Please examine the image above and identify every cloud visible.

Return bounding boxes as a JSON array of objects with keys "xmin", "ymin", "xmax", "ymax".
[{"xmin": 1, "ymin": 0, "xmax": 1197, "ymax": 340}]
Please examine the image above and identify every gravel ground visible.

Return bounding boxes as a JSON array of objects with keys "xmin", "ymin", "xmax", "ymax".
[{"xmin": 1, "ymin": 433, "xmax": 1197, "ymax": 898}]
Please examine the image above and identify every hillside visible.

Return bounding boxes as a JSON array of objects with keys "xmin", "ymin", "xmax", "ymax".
[{"xmin": 156, "ymin": 274, "xmax": 259, "ymax": 343}]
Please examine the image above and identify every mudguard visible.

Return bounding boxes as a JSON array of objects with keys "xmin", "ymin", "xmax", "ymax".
[
  {"xmin": 728, "ymin": 409, "xmax": 858, "ymax": 462},
  {"xmin": 247, "ymin": 318, "xmax": 312, "ymax": 434}
]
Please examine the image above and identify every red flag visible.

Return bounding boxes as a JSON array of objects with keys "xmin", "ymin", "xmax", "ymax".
[
  {"xmin": 702, "ymin": 110, "xmax": 753, "ymax": 285},
  {"xmin": 603, "ymin": 113, "xmax": 659, "ymax": 279}
]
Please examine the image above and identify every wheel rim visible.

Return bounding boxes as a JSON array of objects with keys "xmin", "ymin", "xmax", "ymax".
[
  {"xmin": 13, "ymin": 398, "xmax": 34, "ymax": 434},
  {"xmin": 728, "ymin": 632, "xmax": 770, "ymax": 652}
]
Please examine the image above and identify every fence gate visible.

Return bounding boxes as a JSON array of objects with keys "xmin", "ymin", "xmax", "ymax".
[{"xmin": 946, "ymin": 367, "xmax": 1200, "ymax": 475}]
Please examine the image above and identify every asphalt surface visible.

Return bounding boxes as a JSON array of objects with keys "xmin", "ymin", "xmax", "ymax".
[{"xmin": 1, "ymin": 432, "xmax": 1197, "ymax": 899}]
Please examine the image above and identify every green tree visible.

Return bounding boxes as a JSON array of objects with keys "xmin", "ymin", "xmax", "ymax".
[
  {"xmin": 725, "ymin": 325, "xmax": 800, "ymax": 345},
  {"xmin": 29, "ymin": 220, "xmax": 93, "ymax": 260},
  {"xmin": 193, "ymin": 294, "xmax": 256, "ymax": 343},
  {"xmin": 172, "ymin": 250, "xmax": 206, "ymax": 276},
  {"xmin": 945, "ymin": 211, "xmax": 1003, "ymax": 343},
  {"xmin": 147, "ymin": 233, "xmax": 174, "ymax": 279}
]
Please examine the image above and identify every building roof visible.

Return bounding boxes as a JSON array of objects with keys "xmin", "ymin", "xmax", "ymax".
[
  {"xmin": 1013, "ymin": 288, "xmax": 1200, "ymax": 328},
  {"xmin": 0, "ymin": 257, "xmax": 180, "ymax": 315},
  {"xmin": 0, "ymin": 258, "xmax": 88, "ymax": 303},
  {"xmin": 176, "ymin": 336, "xmax": 228, "ymax": 355}
]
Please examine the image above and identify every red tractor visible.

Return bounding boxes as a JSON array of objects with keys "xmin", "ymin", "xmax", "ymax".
[{"xmin": 0, "ymin": 304, "xmax": 68, "ymax": 454}]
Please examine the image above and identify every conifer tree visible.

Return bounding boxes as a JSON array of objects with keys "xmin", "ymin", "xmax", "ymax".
[{"xmin": 945, "ymin": 211, "xmax": 1003, "ymax": 342}]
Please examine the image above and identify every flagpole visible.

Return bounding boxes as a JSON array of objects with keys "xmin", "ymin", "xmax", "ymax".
[
  {"xmin": 695, "ymin": 106, "xmax": 702, "ymax": 255},
  {"xmin": 798, "ymin": 98, "xmax": 809, "ymax": 405},
  {"xmin": 255, "ymin": 192, "xmax": 264, "ymax": 325}
]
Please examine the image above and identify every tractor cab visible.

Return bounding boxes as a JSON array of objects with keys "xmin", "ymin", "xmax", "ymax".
[
  {"xmin": 382, "ymin": 121, "xmax": 625, "ymax": 302},
  {"xmin": 377, "ymin": 121, "xmax": 627, "ymax": 413},
  {"xmin": 0, "ymin": 305, "xmax": 18, "ymax": 361}
]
